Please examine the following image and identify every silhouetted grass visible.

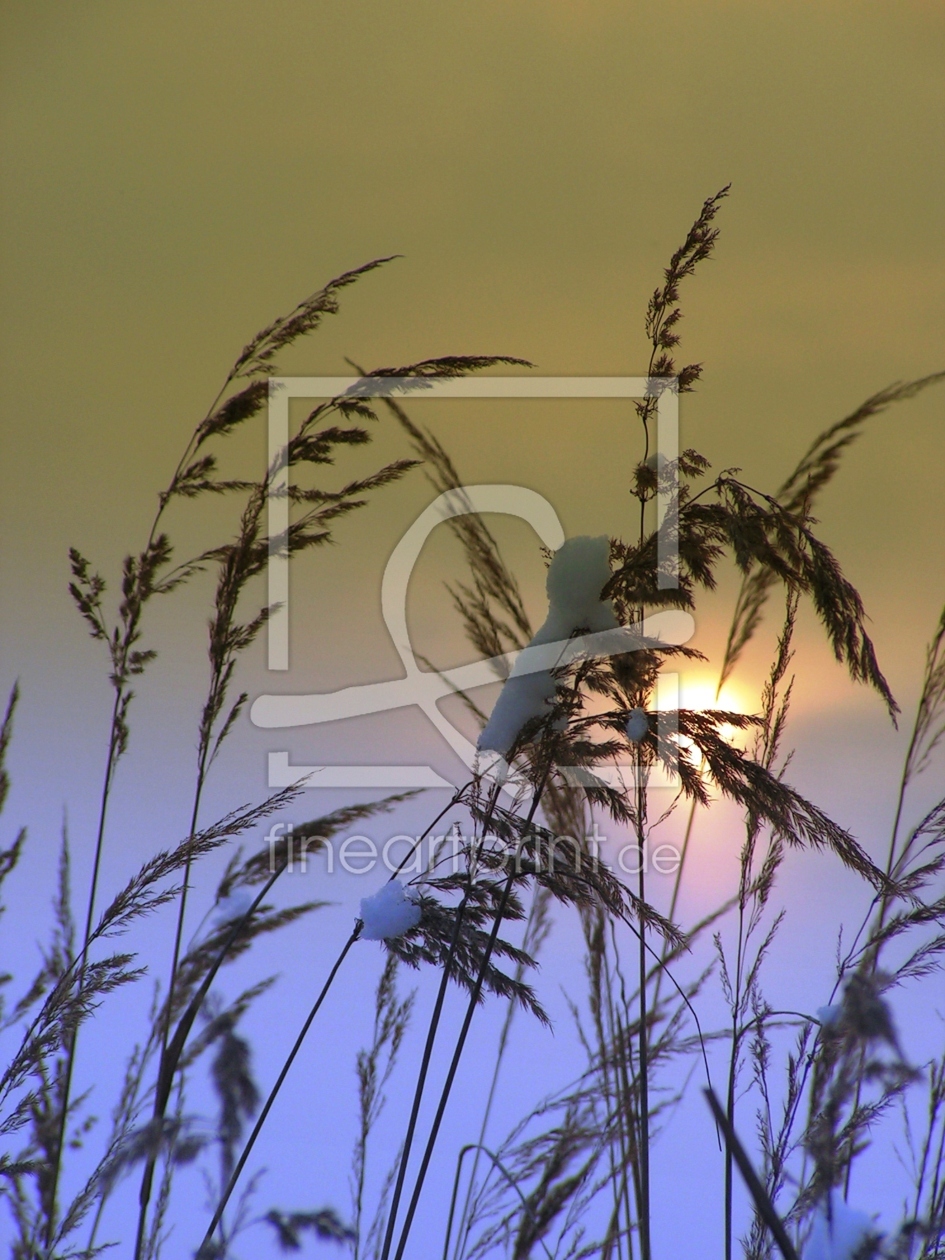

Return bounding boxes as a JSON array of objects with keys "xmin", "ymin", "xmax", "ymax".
[{"xmin": 1, "ymin": 193, "xmax": 943, "ymax": 1260}]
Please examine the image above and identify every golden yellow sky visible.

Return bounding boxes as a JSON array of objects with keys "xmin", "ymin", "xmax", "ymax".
[{"xmin": 1, "ymin": 0, "xmax": 943, "ymax": 730}]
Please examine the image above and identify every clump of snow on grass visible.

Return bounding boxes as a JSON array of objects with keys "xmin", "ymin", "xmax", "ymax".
[
  {"xmin": 816, "ymin": 1004, "xmax": 843, "ymax": 1030},
  {"xmin": 804, "ymin": 1193, "xmax": 875, "ymax": 1260},
  {"xmin": 211, "ymin": 889, "xmax": 255, "ymax": 930},
  {"xmin": 359, "ymin": 880, "xmax": 422, "ymax": 941},
  {"xmin": 625, "ymin": 707, "xmax": 649, "ymax": 742},
  {"xmin": 478, "ymin": 536, "xmax": 617, "ymax": 755}
]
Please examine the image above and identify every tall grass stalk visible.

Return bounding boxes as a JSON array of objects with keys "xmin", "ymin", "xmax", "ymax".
[{"xmin": 197, "ymin": 924, "xmax": 363, "ymax": 1255}]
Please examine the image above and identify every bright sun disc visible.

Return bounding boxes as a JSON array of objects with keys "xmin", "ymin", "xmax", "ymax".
[{"xmin": 678, "ymin": 676, "xmax": 753, "ymax": 742}]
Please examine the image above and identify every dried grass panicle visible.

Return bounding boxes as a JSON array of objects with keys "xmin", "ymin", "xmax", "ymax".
[
  {"xmin": 165, "ymin": 903, "xmax": 323, "ymax": 1028},
  {"xmin": 905, "ymin": 603, "xmax": 945, "ymax": 787},
  {"xmin": 360, "ymin": 354, "xmax": 532, "ymax": 383},
  {"xmin": 96, "ymin": 786, "xmax": 303, "ymax": 941},
  {"xmin": 208, "ymin": 1012, "xmax": 259, "ymax": 1183},
  {"xmin": 460, "ymin": 796, "xmax": 684, "ymax": 948},
  {"xmin": 366, "ymin": 372, "xmax": 533, "ymax": 663},
  {"xmin": 607, "ymin": 468, "xmax": 899, "ymax": 722},
  {"xmin": 800, "ymin": 973, "xmax": 916, "ymax": 1211},
  {"xmin": 383, "ymin": 875, "xmax": 547, "ymax": 1024},
  {"xmin": 220, "ymin": 795, "xmax": 415, "ymax": 895},
  {"xmin": 0, "ymin": 786, "xmax": 299, "ymax": 1138},
  {"xmin": 669, "ymin": 708, "xmax": 892, "ymax": 889},
  {"xmin": 263, "ymin": 1208, "xmax": 356, "ymax": 1250},
  {"xmin": 721, "ymin": 372, "xmax": 945, "ymax": 689},
  {"xmin": 0, "ymin": 687, "xmax": 27, "ymax": 1032},
  {"xmin": 194, "ymin": 379, "xmax": 270, "ymax": 451},
  {"xmin": 638, "ymin": 184, "xmax": 731, "ymax": 425},
  {"xmin": 231, "ymin": 257, "xmax": 400, "ymax": 379}
]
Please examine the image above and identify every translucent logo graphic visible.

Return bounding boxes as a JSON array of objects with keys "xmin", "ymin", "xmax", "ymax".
[{"xmin": 250, "ymin": 376, "xmax": 690, "ymax": 790}]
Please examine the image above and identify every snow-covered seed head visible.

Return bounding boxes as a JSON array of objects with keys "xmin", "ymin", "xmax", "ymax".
[
  {"xmin": 816, "ymin": 1004, "xmax": 843, "ymax": 1031},
  {"xmin": 359, "ymin": 880, "xmax": 421, "ymax": 941},
  {"xmin": 211, "ymin": 889, "xmax": 255, "ymax": 930},
  {"xmin": 803, "ymin": 1191, "xmax": 875, "ymax": 1260},
  {"xmin": 544, "ymin": 535, "xmax": 616, "ymax": 634},
  {"xmin": 625, "ymin": 707, "xmax": 650, "ymax": 742},
  {"xmin": 645, "ymin": 451, "xmax": 669, "ymax": 472},
  {"xmin": 477, "ymin": 534, "xmax": 617, "ymax": 755}
]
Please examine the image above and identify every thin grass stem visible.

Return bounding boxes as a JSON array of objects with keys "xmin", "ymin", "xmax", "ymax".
[
  {"xmin": 379, "ymin": 780, "xmax": 503, "ymax": 1260},
  {"xmin": 704, "ymin": 1089, "xmax": 799, "ymax": 1260},
  {"xmin": 389, "ymin": 771, "xmax": 551, "ymax": 1260},
  {"xmin": 197, "ymin": 924, "xmax": 362, "ymax": 1254}
]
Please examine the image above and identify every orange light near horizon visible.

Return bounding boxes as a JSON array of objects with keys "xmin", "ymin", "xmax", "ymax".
[
  {"xmin": 678, "ymin": 675, "xmax": 753, "ymax": 716},
  {"xmin": 677, "ymin": 675, "xmax": 755, "ymax": 746}
]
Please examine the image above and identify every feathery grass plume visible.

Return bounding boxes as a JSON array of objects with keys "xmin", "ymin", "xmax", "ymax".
[
  {"xmin": 231, "ymin": 258, "xmax": 400, "ymax": 379},
  {"xmin": 1, "ymin": 828, "xmax": 84, "ymax": 1256},
  {"xmin": 862, "ymin": 600, "xmax": 945, "ymax": 928},
  {"xmin": 902, "ymin": 603, "xmax": 945, "ymax": 788},
  {"xmin": 636, "ymin": 185, "xmax": 730, "ymax": 432},
  {"xmin": 0, "ymin": 686, "xmax": 27, "ymax": 1029},
  {"xmin": 363, "ymin": 373, "xmax": 533, "ymax": 664},
  {"xmin": 0, "ymin": 686, "xmax": 22, "ymax": 850},
  {"xmin": 0, "ymin": 798, "xmax": 282, "ymax": 1133},
  {"xmin": 667, "ymin": 374, "xmax": 945, "ymax": 1069},
  {"xmin": 138, "ymin": 799, "xmax": 409, "ymax": 1257},
  {"xmin": 798, "ymin": 975, "xmax": 916, "ymax": 1224},
  {"xmin": 263, "ymin": 1208, "xmax": 356, "ymax": 1250},
  {"xmin": 704, "ymin": 1087, "xmax": 800, "ymax": 1260},
  {"xmin": 459, "ymin": 794, "xmax": 683, "ymax": 945},
  {"xmin": 155, "ymin": 794, "xmax": 415, "ymax": 1094},
  {"xmin": 904, "ymin": 1056, "xmax": 945, "ymax": 1256},
  {"xmin": 609, "ymin": 471, "xmax": 899, "ymax": 717},
  {"xmin": 374, "ymin": 369, "xmax": 594, "ymax": 864},
  {"xmin": 721, "ymin": 372, "xmax": 945, "ymax": 689},
  {"xmin": 383, "ymin": 874, "xmax": 546, "ymax": 1023},
  {"xmin": 167, "ymin": 993, "xmax": 263, "ymax": 1258},
  {"xmin": 803, "ymin": 598, "xmax": 945, "ymax": 1214},
  {"xmin": 57, "ymin": 258, "xmax": 408, "ymax": 1253},
  {"xmin": 0, "ymin": 789, "xmax": 300, "ymax": 1256},
  {"xmin": 136, "ymin": 277, "xmax": 519, "ymax": 1255}
]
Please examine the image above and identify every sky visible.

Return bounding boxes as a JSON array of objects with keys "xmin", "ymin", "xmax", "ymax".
[{"xmin": 1, "ymin": 2, "xmax": 944, "ymax": 1257}]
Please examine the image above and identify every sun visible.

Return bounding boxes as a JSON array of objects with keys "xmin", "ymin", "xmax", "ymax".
[
  {"xmin": 679, "ymin": 676, "xmax": 753, "ymax": 717},
  {"xmin": 674, "ymin": 673, "xmax": 755, "ymax": 746}
]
